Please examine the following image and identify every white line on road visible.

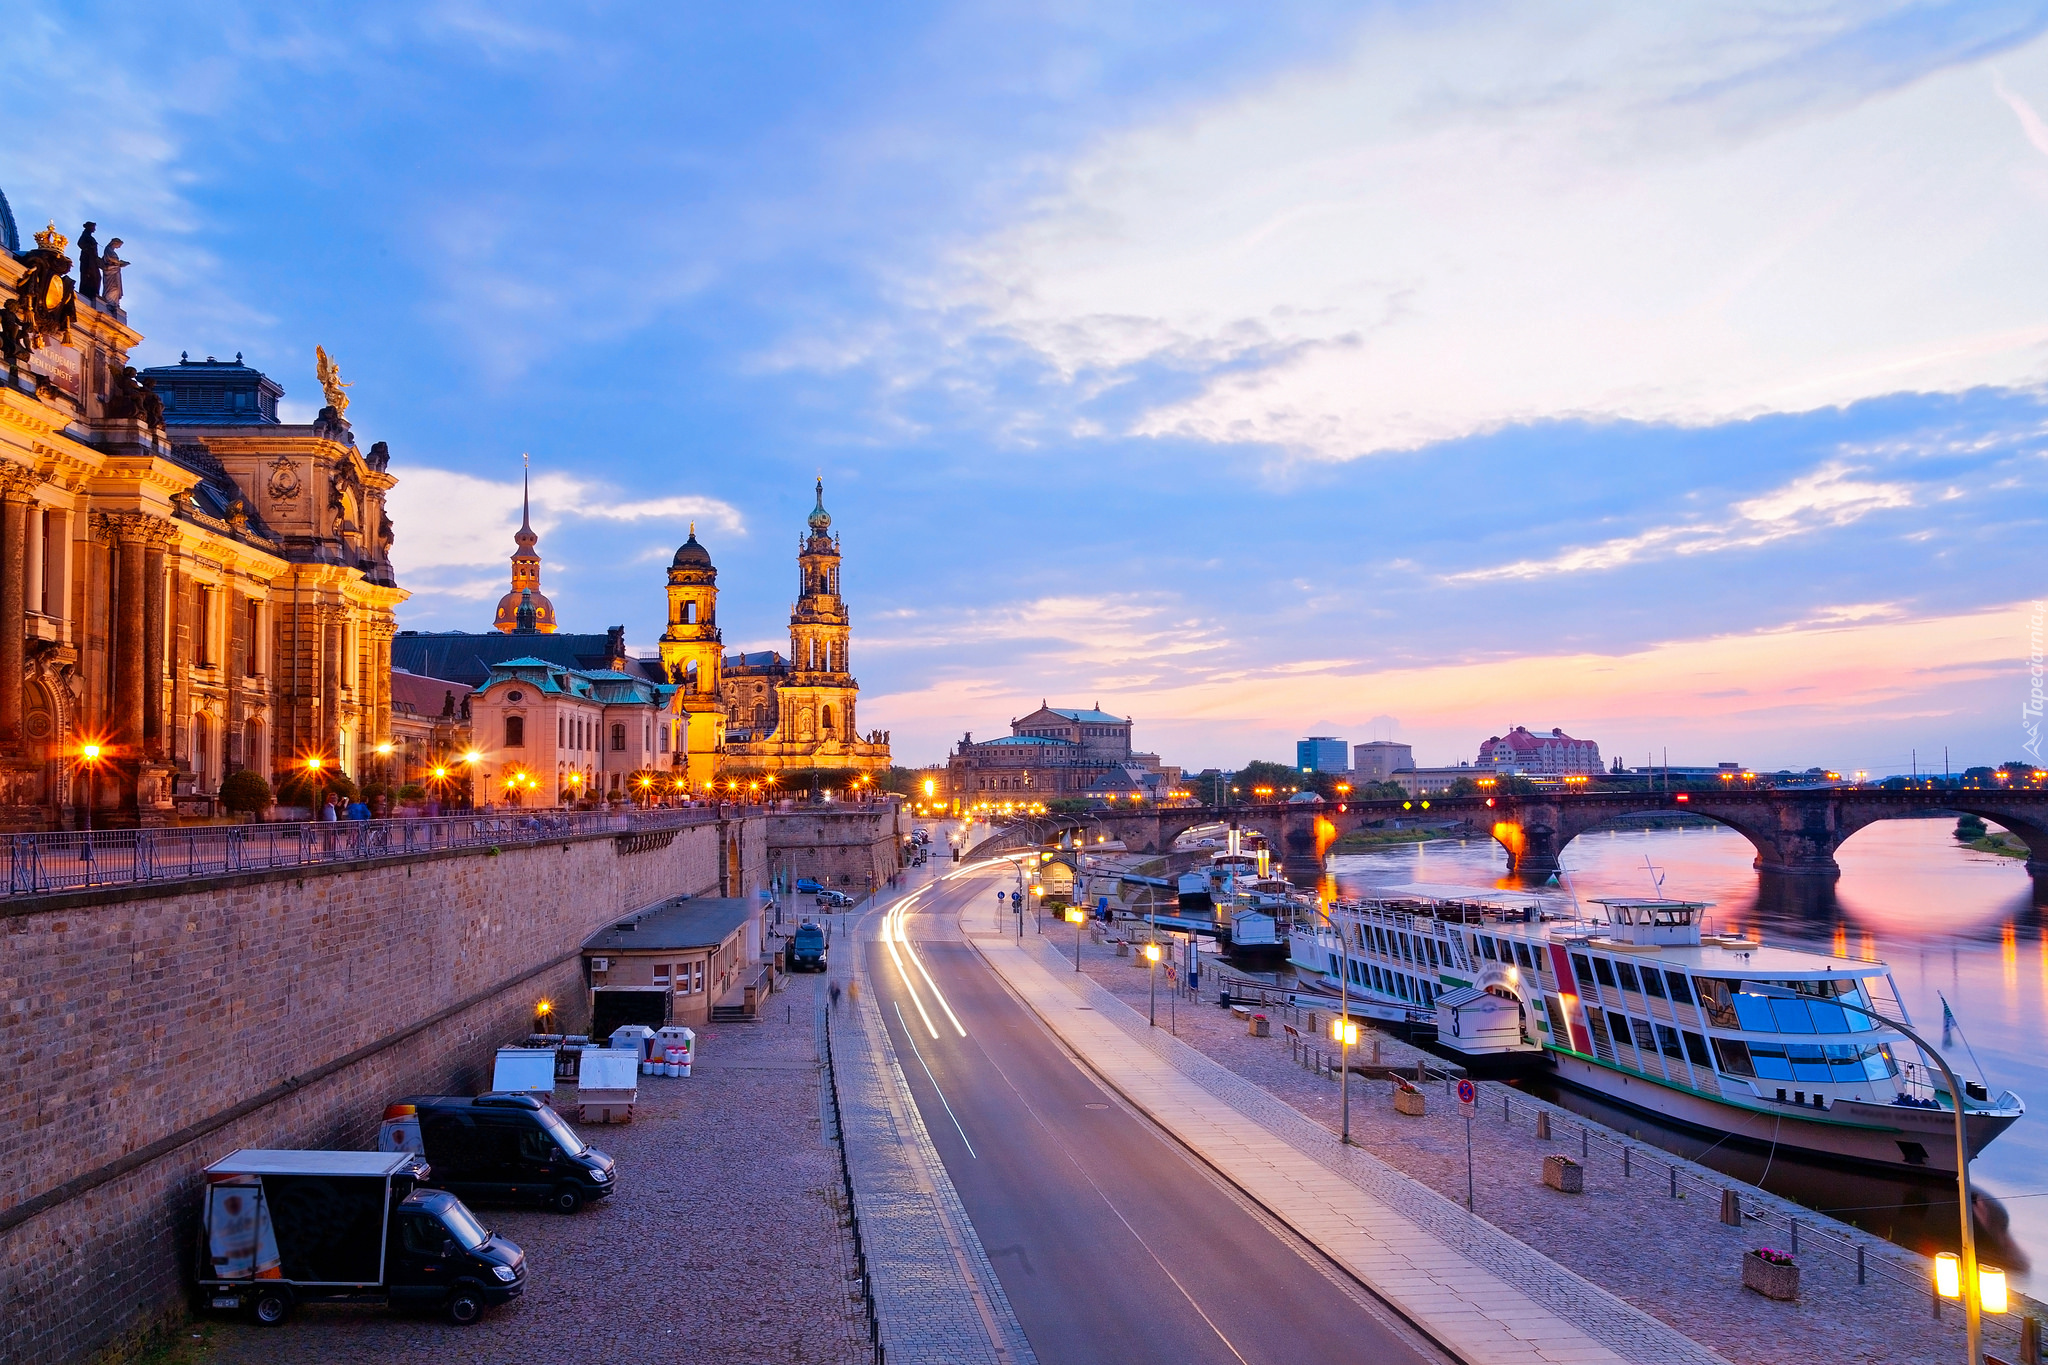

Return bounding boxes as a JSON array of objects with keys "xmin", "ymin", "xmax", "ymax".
[{"xmin": 894, "ymin": 1001, "xmax": 977, "ymax": 1158}]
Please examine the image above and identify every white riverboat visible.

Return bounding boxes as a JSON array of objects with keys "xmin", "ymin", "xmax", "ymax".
[{"xmin": 1288, "ymin": 888, "xmax": 2023, "ymax": 1174}]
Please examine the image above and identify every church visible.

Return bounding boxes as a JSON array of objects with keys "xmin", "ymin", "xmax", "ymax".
[{"xmin": 393, "ymin": 472, "xmax": 888, "ymax": 800}]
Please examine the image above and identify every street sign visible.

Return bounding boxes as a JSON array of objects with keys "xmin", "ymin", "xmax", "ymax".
[{"xmin": 1457, "ymin": 1078, "xmax": 1477, "ymax": 1116}]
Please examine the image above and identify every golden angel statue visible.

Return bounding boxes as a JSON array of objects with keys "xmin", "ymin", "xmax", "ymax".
[{"xmin": 314, "ymin": 345, "xmax": 351, "ymax": 419}]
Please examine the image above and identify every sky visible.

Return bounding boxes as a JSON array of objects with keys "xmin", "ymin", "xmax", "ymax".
[{"xmin": 5, "ymin": 0, "xmax": 2048, "ymax": 774}]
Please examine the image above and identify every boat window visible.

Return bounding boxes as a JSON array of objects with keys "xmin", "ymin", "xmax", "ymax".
[
  {"xmin": 1770, "ymin": 998, "xmax": 1817, "ymax": 1034},
  {"xmin": 1570, "ymin": 953, "xmax": 1593, "ymax": 986},
  {"xmin": 1665, "ymin": 972, "xmax": 1694, "ymax": 1006},
  {"xmin": 1592, "ymin": 957, "xmax": 1617, "ymax": 988},
  {"xmin": 1616, "ymin": 962, "xmax": 1641, "ymax": 993},
  {"xmin": 1824, "ymin": 1044, "xmax": 1866, "ymax": 1082},
  {"xmin": 1656, "ymin": 1024, "xmax": 1684, "ymax": 1059},
  {"xmin": 1730, "ymin": 993, "xmax": 1778, "ymax": 1031},
  {"xmin": 1631, "ymin": 1018, "xmax": 1658, "ymax": 1052},
  {"xmin": 1711, "ymin": 1038, "xmax": 1756, "ymax": 1076},
  {"xmin": 1608, "ymin": 1013, "xmax": 1632, "ymax": 1046},
  {"xmin": 1807, "ymin": 1000, "xmax": 1850, "ymax": 1033},
  {"xmin": 1374, "ymin": 927, "xmax": 1389, "ymax": 954},
  {"xmin": 1682, "ymin": 1031, "xmax": 1711, "ymax": 1067},
  {"xmin": 1747, "ymin": 1043, "xmax": 1794, "ymax": 1080},
  {"xmin": 1863, "ymin": 1044, "xmax": 1898, "ymax": 1080},
  {"xmin": 1481, "ymin": 937, "xmax": 1498, "ymax": 961},
  {"xmin": 1786, "ymin": 1043, "xmax": 1830, "ymax": 1082},
  {"xmin": 1514, "ymin": 942, "xmax": 1535, "ymax": 970},
  {"xmin": 1425, "ymin": 939, "xmax": 1440, "ymax": 968},
  {"xmin": 1398, "ymin": 933, "xmax": 1412, "ymax": 962},
  {"xmin": 1640, "ymin": 968, "xmax": 1666, "ymax": 999},
  {"xmin": 1421, "ymin": 981, "xmax": 1434, "ymax": 1006}
]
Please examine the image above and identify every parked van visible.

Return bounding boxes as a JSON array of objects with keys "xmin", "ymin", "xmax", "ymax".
[
  {"xmin": 199, "ymin": 1150, "xmax": 524, "ymax": 1326},
  {"xmin": 385, "ymin": 1093, "xmax": 617, "ymax": 1213},
  {"xmin": 787, "ymin": 920, "xmax": 828, "ymax": 972}
]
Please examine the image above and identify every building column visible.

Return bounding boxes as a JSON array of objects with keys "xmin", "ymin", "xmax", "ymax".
[
  {"xmin": 143, "ymin": 538, "xmax": 168, "ymax": 758},
  {"xmin": 110, "ymin": 524, "xmax": 149, "ymax": 753},
  {"xmin": 0, "ymin": 470, "xmax": 37, "ymax": 751}
]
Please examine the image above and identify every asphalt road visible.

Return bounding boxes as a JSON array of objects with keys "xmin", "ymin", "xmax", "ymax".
[{"xmin": 868, "ymin": 848, "xmax": 1447, "ymax": 1365}]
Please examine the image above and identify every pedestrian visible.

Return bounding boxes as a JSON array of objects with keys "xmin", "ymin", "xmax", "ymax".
[
  {"xmin": 830, "ymin": 982, "xmax": 842, "ymax": 1009},
  {"xmin": 848, "ymin": 978, "xmax": 860, "ymax": 1005},
  {"xmin": 320, "ymin": 794, "xmax": 338, "ymax": 822}
]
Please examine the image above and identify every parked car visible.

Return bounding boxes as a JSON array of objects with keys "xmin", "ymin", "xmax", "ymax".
[
  {"xmin": 795, "ymin": 877, "xmax": 826, "ymax": 894},
  {"xmin": 199, "ymin": 1149, "xmax": 524, "ymax": 1326},
  {"xmin": 815, "ymin": 889, "xmax": 853, "ymax": 908},
  {"xmin": 383, "ymin": 1093, "xmax": 617, "ymax": 1213}
]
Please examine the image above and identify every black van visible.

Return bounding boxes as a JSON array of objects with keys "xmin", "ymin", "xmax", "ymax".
[{"xmin": 404, "ymin": 1093, "xmax": 617, "ymax": 1213}]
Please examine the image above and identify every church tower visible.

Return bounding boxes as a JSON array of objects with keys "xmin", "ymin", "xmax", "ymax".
[
  {"xmin": 493, "ymin": 458, "xmax": 557, "ymax": 634},
  {"xmin": 658, "ymin": 525, "xmax": 724, "ymax": 785},
  {"xmin": 781, "ymin": 479, "xmax": 858, "ymax": 748}
]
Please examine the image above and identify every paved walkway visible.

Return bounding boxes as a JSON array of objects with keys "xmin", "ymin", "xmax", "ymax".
[
  {"xmin": 967, "ymin": 915, "xmax": 1732, "ymax": 1365},
  {"xmin": 825, "ymin": 890, "xmax": 1037, "ymax": 1365}
]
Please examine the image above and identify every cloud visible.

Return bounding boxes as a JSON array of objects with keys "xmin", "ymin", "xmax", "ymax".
[
  {"xmin": 1447, "ymin": 461, "xmax": 1916, "ymax": 582},
  {"xmin": 934, "ymin": 7, "xmax": 2048, "ymax": 460}
]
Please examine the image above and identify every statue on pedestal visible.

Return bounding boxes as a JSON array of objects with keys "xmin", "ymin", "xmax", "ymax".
[
  {"xmin": 76, "ymin": 223, "xmax": 99, "ymax": 300},
  {"xmin": 314, "ymin": 345, "xmax": 351, "ymax": 419},
  {"xmin": 98, "ymin": 239, "xmax": 127, "ymax": 313}
]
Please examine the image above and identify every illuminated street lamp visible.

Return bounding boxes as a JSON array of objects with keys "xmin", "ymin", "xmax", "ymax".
[
  {"xmin": 76, "ymin": 740, "xmax": 104, "ymax": 840},
  {"xmin": 1332, "ymin": 1014, "xmax": 1359, "ymax": 1142},
  {"xmin": 1064, "ymin": 904, "xmax": 1085, "ymax": 971},
  {"xmin": 1144, "ymin": 941, "xmax": 1162, "ymax": 1026}
]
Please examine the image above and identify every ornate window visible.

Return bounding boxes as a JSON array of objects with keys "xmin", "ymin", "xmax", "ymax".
[
  {"xmin": 611, "ymin": 722, "xmax": 626, "ymax": 751},
  {"xmin": 505, "ymin": 715, "xmax": 525, "ymax": 748}
]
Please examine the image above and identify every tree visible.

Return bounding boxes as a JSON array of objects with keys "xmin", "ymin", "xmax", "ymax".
[
  {"xmin": 274, "ymin": 765, "xmax": 356, "ymax": 809},
  {"xmin": 218, "ymin": 769, "xmax": 272, "ymax": 820}
]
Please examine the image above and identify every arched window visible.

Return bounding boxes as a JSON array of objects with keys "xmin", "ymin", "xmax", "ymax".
[
  {"xmin": 683, "ymin": 601, "xmax": 696, "ymax": 624},
  {"xmin": 821, "ymin": 704, "xmax": 835, "ymax": 735},
  {"xmin": 611, "ymin": 722, "xmax": 626, "ymax": 751},
  {"xmin": 505, "ymin": 715, "xmax": 525, "ymax": 748}
]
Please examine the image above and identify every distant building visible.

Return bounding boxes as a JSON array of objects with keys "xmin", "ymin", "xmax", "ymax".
[
  {"xmin": 1478, "ymin": 726, "xmax": 1602, "ymax": 777},
  {"xmin": 467, "ymin": 655, "xmax": 682, "ymax": 806},
  {"xmin": 946, "ymin": 703, "xmax": 1178, "ymax": 802},
  {"xmin": 386, "ymin": 668, "xmax": 471, "ymax": 792},
  {"xmin": 1296, "ymin": 736, "xmax": 1348, "ymax": 774},
  {"xmin": 1352, "ymin": 741, "xmax": 1414, "ymax": 784},
  {"xmin": 1391, "ymin": 763, "xmax": 1481, "ymax": 797}
]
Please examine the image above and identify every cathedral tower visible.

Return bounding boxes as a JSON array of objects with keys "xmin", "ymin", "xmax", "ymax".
[
  {"xmin": 493, "ymin": 458, "xmax": 557, "ymax": 634},
  {"xmin": 658, "ymin": 525, "xmax": 724, "ymax": 785},
  {"xmin": 781, "ymin": 479, "xmax": 857, "ymax": 747}
]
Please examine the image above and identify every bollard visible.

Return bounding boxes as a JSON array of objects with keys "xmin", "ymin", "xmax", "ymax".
[
  {"xmin": 1581, "ymin": 1129, "xmax": 1589, "ymax": 1159},
  {"xmin": 1790, "ymin": 1217, "xmax": 1798, "ymax": 1254},
  {"xmin": 1371, "ymin": 1037, "xmax": 1381, "ymax": 1065},
  {"xmin": 1623, "ymin": 1147, "xmax": 1631, "ymax": 1178},
  {"xmin": 1669, "ymin": 1165, "xmax": 1677, "ymax": 1199},
  {"xmin": 1503, "ymin": 1095, "xmax": 1510, "ymax": 1123},
  {"xmin": 1933, "ymin": 1289, "xmax": 1941, "ymax": 1321},
  {"xmin": 1721, "ymin": 1189, "xmax": 1741, "ymax": 1226},
  {"xmin": 1536, "ymin": 1111, "xmax": 1551, "ymax": 1140},
  {"xmin": 2020, "ymin": 1313, "xmax": 2039, "ymax": 1363},
  {"xmin": 1856, "ymin": 1244, "xmax": 1866, "ymax": 1286},
  {"xmin": 1416, "ymin": 1059, "xmax": 1427, "ymax": 1084}
]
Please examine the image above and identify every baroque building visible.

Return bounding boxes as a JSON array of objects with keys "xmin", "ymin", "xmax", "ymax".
[
  {"xmin": 712, "ymin": 480, "xmax": 889, "ymax": 780},
  {"xmin": 0, "ymin": 202, "xmax": 405, "ymax": 826}
]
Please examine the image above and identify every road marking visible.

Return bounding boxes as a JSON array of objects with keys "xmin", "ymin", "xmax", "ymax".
[
  {"xmin": 883, "ymin": 910, "xmax": 941, "ymax": 1038},
  {"xmin": 893, "ymin": 894, "xmax": 969, "ymax": 1037},
  {"xmin": 895, "ymin": 1001, "xmax": 977, "ymax": 1158}
]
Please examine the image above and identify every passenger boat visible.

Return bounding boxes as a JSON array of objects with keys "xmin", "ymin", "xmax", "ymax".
[
  {"xmin": 1288, "ymin": 887, "xmax": 2024, "ymax": 1174},
  {"xmin": 1164, "ymin": 831, "xmax": 1294, "ymax": 965}
]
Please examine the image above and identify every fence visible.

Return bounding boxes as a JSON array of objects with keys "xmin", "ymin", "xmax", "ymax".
[
  {"xmin": 821, "ymin": 1006, "xmax": 886, "ymax": 1364},
  {"xmin": 0, "ymin": 807, "xmax": 722, "ymax": 899}
]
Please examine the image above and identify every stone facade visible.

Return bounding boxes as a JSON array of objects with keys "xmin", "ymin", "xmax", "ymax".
[
  {"xmin": 766, "ymin": 805, "xmax": 906, "ymax": 895},
  {"xmin": 945, "ymin": 704, "xmax": 1175, "ymax": 803},
  {"xmin": 0, "ymin": 209, "xmax": 406, "ymax": 827},
  {"xmin": 468, "ymin": 655, "xmax": 682, "ymax": 805},
  {"xmin": 0, "ymin": 812, "xmax": 768, "ymax": 1365}
]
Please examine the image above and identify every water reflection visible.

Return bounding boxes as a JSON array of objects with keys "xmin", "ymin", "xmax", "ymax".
[{"xmin": 1324, "ymin": 818, "xmax": 2046, "ymax": 1288}]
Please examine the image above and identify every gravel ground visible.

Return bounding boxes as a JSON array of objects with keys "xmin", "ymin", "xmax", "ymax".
[
  {"xmin": 1070, "ymin": 932, "xmax": 2012, "ymax": 1365},
  {"xmin": 196, "ymin": 973, "xmax": 870, "ymax": 1365}
]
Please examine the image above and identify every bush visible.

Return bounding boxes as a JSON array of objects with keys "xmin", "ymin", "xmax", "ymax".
[
  {"xmin": 397, "ymin": 783, "xmax": 425, "ymax": 801},
  {"xmin": 218, "ymin": 769, "xmax": 272, "ymax": 817}
]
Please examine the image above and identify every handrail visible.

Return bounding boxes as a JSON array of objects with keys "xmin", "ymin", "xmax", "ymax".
[{"xmin": 0, "ymin": 808, "xmax": 721, "ymax": 900}]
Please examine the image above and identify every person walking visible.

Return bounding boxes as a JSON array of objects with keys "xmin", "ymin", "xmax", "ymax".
[{"xmin": 830, "ymin": 982, "xmax": 842, "ymax": 1010}]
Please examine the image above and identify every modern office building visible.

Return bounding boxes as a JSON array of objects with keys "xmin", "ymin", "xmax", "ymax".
[{"xmin": 1296, "ymin": 736, "xmax": 1348, "ymax": 774}]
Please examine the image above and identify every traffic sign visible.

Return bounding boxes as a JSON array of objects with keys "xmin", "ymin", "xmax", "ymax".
[{"xmin": 1456, "ymin": 1078, "xmax": 1477, "ymax": 1116}]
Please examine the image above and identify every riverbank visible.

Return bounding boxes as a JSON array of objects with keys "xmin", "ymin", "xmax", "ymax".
[{"xmin": 1060, "ymin": 926, "xmax": 2040, "ymax": 1365}]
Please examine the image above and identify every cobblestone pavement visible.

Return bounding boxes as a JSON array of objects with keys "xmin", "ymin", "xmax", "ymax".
[
  {"xmin": 1058, "ymin": 930, "xmax": 2025, "ymax": 1365},
  {"xmin": 199, "ymin": 973, "xmax": 870, "ymax": 1365},
  {"xmin": 823, "ymin": 884, "xmax": 1035, "ymax": 1365}
]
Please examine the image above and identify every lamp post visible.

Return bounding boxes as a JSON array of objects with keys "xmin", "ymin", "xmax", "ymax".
[
  {"xmin": 375, "ymin": 740, "xmax": 394, "ymax": 791},
  {"xmin": 1144, "ymin": 941, "xmax": 1161, "ymax": 1026},
  {"xmin": 1748, "ymin": 984, "xmax": 1993, "ymax": 1364},
  {"xmin": 1332, "ymin": 1013, "xmax": 1358, "ymax": 1141},
  {"xmin": 77, "ymin": 741, "xmax": 102, "ymax": 835},
  {"xmin": 1303, "ymin": 897, "xmax": 1355, "ymax": 1143},
  {"xmin": 1065, "ymin": 904, "xmax": 1083, "ymax": 970}
]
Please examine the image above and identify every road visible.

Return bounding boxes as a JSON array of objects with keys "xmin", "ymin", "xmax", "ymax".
[{"xmin": 865, "ymin": 837, "xmax": 1446, "ymax": 1365}]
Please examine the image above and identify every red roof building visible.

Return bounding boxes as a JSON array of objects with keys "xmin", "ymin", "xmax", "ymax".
[{"xmin": 1477, "ymin": 726, "xmax": 1603, "ymax": 777}]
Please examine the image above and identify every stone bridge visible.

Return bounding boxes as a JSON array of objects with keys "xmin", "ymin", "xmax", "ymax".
[{"xmin": 970, "ymin": 788, "xmax": 2048, "ymax": 885}]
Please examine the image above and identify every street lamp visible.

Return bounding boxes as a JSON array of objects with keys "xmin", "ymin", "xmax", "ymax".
[
  {"xmin": 76, "ymin": 741, "xmax": 103, "ymax": 848},
  {"xmin": 1747, "ymin": 983, "xmax": 1997, "ymax": 1363},
  {"xmin": 1302, "ymin": 897, "xmax": 1355, "ymax": 1143},
  {"xmin": 1065, "ymin": 905, "xmax": 1085, "ymax": 971},
  {"xmin": 1144, "ymin": 941, "xmax": 1161, "ymax": 1026},
  {"xmin": 1332, "ymin": 1014, "xmax": 1359, "ymax": 1142}
]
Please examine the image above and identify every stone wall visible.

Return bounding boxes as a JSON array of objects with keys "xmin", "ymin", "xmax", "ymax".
[
  {"xmin": 766, "ymin": 804, "xmax": 904, "ymax": 897},
  {"xmin": 0, "ymin": 811, "xmax": 768, "ymax": 1365}
]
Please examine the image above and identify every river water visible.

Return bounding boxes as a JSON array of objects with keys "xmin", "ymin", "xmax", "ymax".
[{"xmin": 1323, "ymin": 818, "xmax": 2048, "ymax": 1290}]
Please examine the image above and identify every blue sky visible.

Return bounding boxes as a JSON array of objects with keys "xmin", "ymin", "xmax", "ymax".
[{"xmin": 8, "ymin": 1, "xmax": 2048, "ymax": 773}]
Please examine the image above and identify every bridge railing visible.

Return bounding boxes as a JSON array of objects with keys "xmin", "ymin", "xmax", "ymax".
[{"xmin": 0, "ymin": 808, "xmax": 719, "ymax": 900}]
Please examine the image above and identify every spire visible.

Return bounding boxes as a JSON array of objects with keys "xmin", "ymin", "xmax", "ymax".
[
  {"xmin": 808, "ymin": 476, "xmax": 832, "ymax": 532},
  {"xmin": 520, "ymin": 453, "xmax": 533, "ymax": 535}
]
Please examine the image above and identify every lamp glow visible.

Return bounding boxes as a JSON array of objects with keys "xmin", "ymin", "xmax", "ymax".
[
  {"xmin": 1935, "ymin": 1252, "xmax": 1961, "ymax": 1299},
  {"xmin": 1332, "ymin": 1018, "xmax": 1359, "ymax": 1046},
  {"xmin": 1143, "ymin": 944, "xmax": 1161, "ymax": 963},
  {"xmin": 1981, "ymin": 1265, "xmax": 2009, "ymax": 1314}
]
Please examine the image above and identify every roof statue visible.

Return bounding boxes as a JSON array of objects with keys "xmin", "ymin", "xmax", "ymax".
[{"xmin": 314, "ymin": 344, "xmax": 350, "ymax": 419}]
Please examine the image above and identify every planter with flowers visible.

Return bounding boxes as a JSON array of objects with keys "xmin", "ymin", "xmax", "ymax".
[{"xmin": 1743, "ymin": 1247, "xmax": 1799, "ymax": 1301}]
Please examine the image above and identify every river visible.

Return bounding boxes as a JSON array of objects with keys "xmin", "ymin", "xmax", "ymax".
[{"xmin": 1323, "ymin": 817, "xmax": 2048, "ymax": 1291}]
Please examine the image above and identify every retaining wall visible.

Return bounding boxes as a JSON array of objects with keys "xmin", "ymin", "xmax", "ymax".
[{"xmin": 0, "ymin": 812, "xmax": 768, "ymax": 1365}]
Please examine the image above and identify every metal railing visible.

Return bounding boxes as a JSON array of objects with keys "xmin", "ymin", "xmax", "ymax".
[{"xmin": 1, "ymin": 807, "xmax": 721, "ymax": 899}]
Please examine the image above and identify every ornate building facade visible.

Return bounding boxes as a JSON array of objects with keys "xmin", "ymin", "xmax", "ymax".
[
  {"xmin": 0, "ymin": 203, "xmax": 405, "ymax": 826},
  {"xmin": 711, "ymin": 480, "xmax": 889, "ymax": 780}
]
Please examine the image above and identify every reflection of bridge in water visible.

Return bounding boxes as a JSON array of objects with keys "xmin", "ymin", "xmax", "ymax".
[{"xmin": 972, "ymin": 788, "xmax": 2048, "ymax": 886}]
